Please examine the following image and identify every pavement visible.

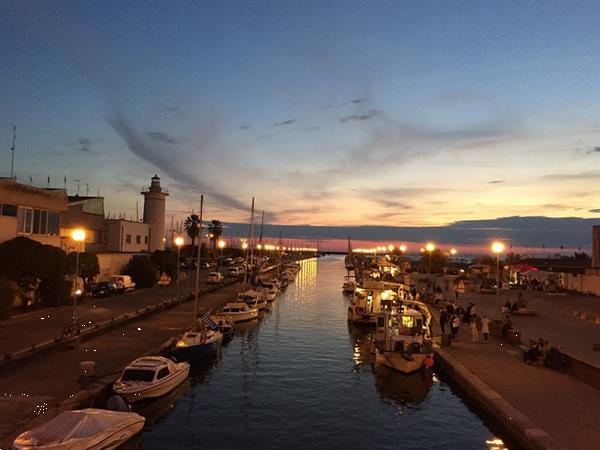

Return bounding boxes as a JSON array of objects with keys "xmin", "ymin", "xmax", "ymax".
[
  {"xmin": 437, "ymin": 329, "xmax": 600, "ymax": 450},
  {"xmin": 0, "ymin": 280, "xmax": 249, "ymax": 449}
]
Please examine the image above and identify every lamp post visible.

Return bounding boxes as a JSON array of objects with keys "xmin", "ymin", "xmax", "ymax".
[
  {"xmin": 425, "ymin": 242, "xmax": 435, "ymax": 274},
  {"xmin": 218, "ymin": 239, "xmax": 225, "ymax": 274},
  {"xmin": 71, "ymin": 228, "xmax": 86, "ymax": 328},
  {"xmin": 492, "ymin": 241, "xmax": 505, "ymax": 301},
  {"xmin": 174, "ymin": 236, "xmax": 184, "ymax": 298}
]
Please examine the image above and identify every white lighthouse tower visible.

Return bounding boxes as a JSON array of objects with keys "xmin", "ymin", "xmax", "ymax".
[{"xmin": 142, "ymin": 175, "xmax": 169, "ymax": 252}]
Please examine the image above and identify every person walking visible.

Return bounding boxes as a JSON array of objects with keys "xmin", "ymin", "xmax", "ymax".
[
  {"xmin": 439, "ymin": 309, "xmax": 448, "ymax": 335},
  {"xmin": 451, "ymin": 315, "xmax": 460, "ymax": 341},
  {"xmin": 469, "ymin": 315, "xmax": 479, "ymax": 342},
  {"xmin": 480, "ymin": 314, "xmax": 490, "ymax": 343}
]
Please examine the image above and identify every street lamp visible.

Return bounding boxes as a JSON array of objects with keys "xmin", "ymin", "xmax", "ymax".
[
  {"xmin": 174, "ymin": 236, "xmax": 184, "ymax": 298},
  {"xmin": 450, "ymin": 248, "xmax": 457, "ymax": 256},
  {"xmin": 425, "ymin": 242, "xmax": 435, "ymax": 274},
  {"xmin": 492, "ymin": 241, "xmax": 505, "ymax": 300},
  {"xmin": 71, "ymin": 228, "xmax": 86, "ymax": 328},
  {"xmin": 218, "ymin": 239, "xmax": 225, "ymax": 274},
  {"xmin": 399, "ymin": 244, "xmax": 407, "ymax": 253}
]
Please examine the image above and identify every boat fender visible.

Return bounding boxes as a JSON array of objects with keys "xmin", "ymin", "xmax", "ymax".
[
  {"xmin": 356, "ymin": 307, "xmax": 365, "ymax": 314},
  {"xmin": 424, "ymin": 355, "xmax": 434, "ymax": 368}
]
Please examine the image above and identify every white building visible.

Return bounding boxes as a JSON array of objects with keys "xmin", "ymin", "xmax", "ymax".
[{"xmin": 105, "ymin": 219, "xmax": 150, "ymax": 253}]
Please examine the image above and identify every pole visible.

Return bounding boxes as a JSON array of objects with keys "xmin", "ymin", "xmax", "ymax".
[
  {"xmin": 73, "ymin": 248, "xmax": 80, "ymax": 328},
  {"xmin": 193, "ymin": 194, "xmax": 203, "ymax": 329},
  {"xmin": 428, "ymin": 251, "xmax": 432, "ymax": 274},
  {"xmin": 176, "ymin": 244, "xmax": 181, "ymax": 299},
  {"xmin": 10, "ymin": 127, "xmax": 16, "ymax": 179},
  {"xmin": 496, "ymin": 253, "xmax": 500, "ymax": 301}
]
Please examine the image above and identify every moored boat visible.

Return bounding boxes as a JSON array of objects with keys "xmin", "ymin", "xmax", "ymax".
[
  {"xmin": 217, "ymin": 302, "xmax": 259, "ymax": 322},
  {"xmin": 113, "ymin": 356, "xmax": 190, "ymax": 402},
  {"xmin": 237, "ymin": 290, "xmax": 268, "ymax": 310},
  {"xmin": 173, "ymin": 314, "xmax": 223, "ymax": 361},
  {"xmin": 12, "ymin": 408, "xmax": 145, "ymax": 450},
  {"xmin": 373, "ymin": 302, "xmax": 433, "ymax": 374},
  {"xmin": 342, "ymin": 276, "xmax": 356, "ymax": 294}
]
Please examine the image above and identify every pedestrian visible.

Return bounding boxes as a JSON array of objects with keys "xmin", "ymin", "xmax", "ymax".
[
  {"xmin": 469, "ymin": 316, "xmax": 479, "ymax": 342},
  {"xmin": 454, "ymin": 285, "xmax": 459, "ymax": 301},
  {"xmin": 439, "ymin": 309, "xmax": 448, "ymax": 335},
  {"xmin": 480, "ymin": 314, "xmax": 490, "ymax": 343},
  {"xmin": 451, "ymin": 315, "xmax": 460, "ymax": 341}
]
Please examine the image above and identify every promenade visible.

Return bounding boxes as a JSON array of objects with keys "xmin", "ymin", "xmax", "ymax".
[{"xmin": 0, "ymin": 281, "xmax": 247, "ymax": 448}]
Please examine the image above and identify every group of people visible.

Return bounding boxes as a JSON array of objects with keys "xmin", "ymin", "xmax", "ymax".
[
  {"xmin": 438, "ymin": 300, "xmax": 490, "ymax": 343},
  {"xmin": 523, "ymin": 338, "xmax": 551, "ymax": 364}
]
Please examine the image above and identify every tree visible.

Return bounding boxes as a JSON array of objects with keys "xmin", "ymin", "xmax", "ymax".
[
  {"xmin": 184, "ymin": 214, "xmax": 201, "ymax": 255},
  {"xmin": 504, "ymin": 252, "xmax": 522, "ymax": 266},
  {"xmin": 67, "ymin": 252, "xmax": 100, "ymax": 285},
  {"xmin": 151, "ymin": 249, "xmax": 178, "ymax": 278},
  {"xmin": 419, "ymin": 249, "xmax": 448, "ymax": 274},
  {"xmin": 0, "ymin": 275, "xmax": 16, "ymax": 319},
  {"xmin": 207, "ymin": 219, "xmax": 223, "ymax": 249},
  {"xmin": 123, "ymin": 255, "xmax": 158, "ymax": 288}
]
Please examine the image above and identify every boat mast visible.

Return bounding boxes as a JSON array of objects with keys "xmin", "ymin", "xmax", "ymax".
[
  {"xmin": 193, "ymin": 194, "xmax": 204, "ymax": 329},
  {"xmin": 245, "ymin": 197, "xmax": 255, "ymax": 284},
  {"xmin": 10, "ymin": 127, "xmax": 16, "ymax": 178}
]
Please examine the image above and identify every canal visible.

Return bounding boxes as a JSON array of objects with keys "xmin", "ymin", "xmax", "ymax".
[{"xmin": 141, "ymin": 256, "xmax": 505, "ymax": 449}]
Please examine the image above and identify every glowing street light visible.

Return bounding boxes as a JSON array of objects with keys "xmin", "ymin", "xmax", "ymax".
[
  {"xmin": 492, "ymin": 241, "xmax": 505, "ymax": 300},
  {"xmin": 450, "ymin": 248, "xmax": 457, "ymax": 256},
  {"xmin": 242, "ymin": 242, "xmax": 248, "ymax": 250},
  {"xmin": 425, "ymin": 242, "xmax": 435, "ymax": 274},
  {"xmin": 174, "ymin": 236, "xmax": 185, "ymax": 298},
  {"xmin": 71, "ymin": 228, "xmax": 86, "ymax": 328},
  {"xmin": 399, "ymin": 244, "xmax": 407, "ymax": 253},
  {"xmin": 218, "ymin": 239, "xmax": 225, "ymax": 274},
  {"xmin": 388, "ymin": 244, "xmax": 394, "ymax": 252}
]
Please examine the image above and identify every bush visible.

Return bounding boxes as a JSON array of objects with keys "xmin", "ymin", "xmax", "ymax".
[
  {"xmin": 0, "ymin": 276, "xmax": 15, "ymax": 319},
  {"xmin": 123, "ymin": 256, "xmax": 158, "ymax": 288},
  {"xmin": 39, "ymin": 279, "xmax": 73, "ymax": 307}
]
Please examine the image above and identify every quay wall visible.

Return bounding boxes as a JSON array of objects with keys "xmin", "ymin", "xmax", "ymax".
[{"xmin": 433, "ymin": 348, "xmax": 558, "ymax": 450}]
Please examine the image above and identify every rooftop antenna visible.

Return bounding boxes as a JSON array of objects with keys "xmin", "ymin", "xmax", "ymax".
[
  {"xmin": 258, "ymin": 210, "xmax": 264, "ymax": 243},
  {"xmin": 10, "ymin": 127, "xmax": 16, "ymax": 178},
  {"xmin": 136, "ymin": 201, "xmax": 139, "ymax": 222},
  {"xmin": 97, "ymin": 188, "xmax": 100, "ymax": 197},
  {"xmin": 86, "ymin": 183, "xmax": 89, "ymax": 196},
  {"xmin": 75, "ymin": 179, "xmax": 81, "ymax": 195}
]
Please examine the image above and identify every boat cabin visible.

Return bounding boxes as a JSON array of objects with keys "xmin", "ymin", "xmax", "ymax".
[{"xmin": 120, "ymin": 357, "xmax": 176, "ymax": 383}]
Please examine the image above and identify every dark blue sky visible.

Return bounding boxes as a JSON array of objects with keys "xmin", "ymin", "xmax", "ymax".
[{"xmin": 1, "ymin": 0, "xmax": 599, "ymax": 227}]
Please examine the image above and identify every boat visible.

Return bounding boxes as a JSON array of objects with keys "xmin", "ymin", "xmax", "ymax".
[
  {"xmin": 342, "ymin": 276, "xmax": 356, "ymax": 294},
  {"xmin": 12, "ymin": 408, "xmax": 144, "ymax": 450},
  {"xmin": 210, "ymin": 315, "xmax": 234, "ymax": 338},
  {"xmin": 172, "ymin": 313, "xmax": 223, "ymax": 361},
  {"xmin": 345, "ymin": 237, "xmax": 354, "ymax": 270},
  {"xmin": 373, "ymin": 301, "xmax": 434, "ymax": 374},
  {"xmin": 237, "ymin": 290, "xmax": 268, "ymax": 310},
  {"xmin": 113, "ymin": 356, "xmax": 190, "ymax": 402},
  {"xmin": 347, "ymin": 303, "xmax": 377, "ymax": 325},
  {"xmin": 217, "ymin": 302, "xmax": 259, "ymax": 322}
]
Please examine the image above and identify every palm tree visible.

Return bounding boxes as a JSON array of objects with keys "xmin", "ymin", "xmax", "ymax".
[
  {"xmin": 207, "ymin": 219, "xmax": 223, "ymax": 249},
  {"xmin": 183, "ymin": 214, "xmax": 201, "ymax": 255}
]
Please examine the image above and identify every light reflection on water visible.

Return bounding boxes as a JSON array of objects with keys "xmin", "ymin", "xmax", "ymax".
[{"xmin": 142, "ymin": 256, "xmax": 505, "ymax": 450}]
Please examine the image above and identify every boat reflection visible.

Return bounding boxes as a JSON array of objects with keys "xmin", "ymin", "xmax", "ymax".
[
  {"xmin": 374, "ymin": 365, "xmax": 433, "ymax": 405},
  {"xmin": 347, "ymin": 323, "xmax": 374, "ymax": 372}
]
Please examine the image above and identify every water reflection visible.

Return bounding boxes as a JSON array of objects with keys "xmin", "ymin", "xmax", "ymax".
[{"xmin": 374, "ymin": 365, "xmax": 433, "ymax": 406}]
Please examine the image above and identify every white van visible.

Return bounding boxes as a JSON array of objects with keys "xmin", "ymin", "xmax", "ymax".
[{"xmin": 110, "ymin": 275, "xmax": 136, "ymax": 292}]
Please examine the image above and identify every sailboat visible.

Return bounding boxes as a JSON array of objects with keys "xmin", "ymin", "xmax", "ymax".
[
  {"xmin": 173, "ymin": 195, "xmax": 223, "ymax": 361},
  {"xmin": 344, "ymin": 236, "xmax": 354, "ymax": 271}
]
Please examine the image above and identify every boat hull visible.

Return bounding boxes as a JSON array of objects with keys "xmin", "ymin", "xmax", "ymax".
[
  {"xmin": 375, "ymin": 349, "xmax": 427, "ymax": 374},
  {"xmin": 172, "ymin": 338, "xmax": 222, "ymax": 361}
]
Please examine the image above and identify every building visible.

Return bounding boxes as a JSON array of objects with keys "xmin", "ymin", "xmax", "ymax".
[
  {"xmin": 105, "ymin": 219, "xmax": 150, "ymax": 253},
  {"xmin": 61, "ymin": 196, "xmax": 106, "ymax": 253},
  {"xmin": 0, "ymin": 178, "xmax": 67, "ymax": 248},
  {"xmin": 142, "ymin": 175, "xmax": 168, "ymax": 252}
]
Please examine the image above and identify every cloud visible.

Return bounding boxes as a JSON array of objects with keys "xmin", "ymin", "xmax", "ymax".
[
  {"xmin": 78, "ymin": 138, "xmax": 92, "ymax": 152},
  {"xmin": 488, "ymin": 180, "xmax": 505, "ymax": 184},
  {"xmin": 339, "ymin": 109, "xmax": 383, "ymax": 124},
  {"xmin": 429, "ymin": 92, "xmax": 488, "ymax": 105},
  {"xmin": 589, "ymin": 208, "xmax": 600, "ymax": 213},
  {"xmin": 106, "ymin": 111, "xmax": 248, "ymax": 211},
  {"xmin": 273, "ymin": 118, "xmax": 297, "ymax": 127},
  {"xmin": 350, "ymin": 98, "xmax": 367, "ymax": 104},
  {"xmin": 165, "ymin": 106, "xmax": 184, "ymax": 119},
  {"xmin": 240, "ymin": 124, "xmax": 252, "ymax": 130},
  {"xmin": 147, "ymin": 131, "xmax": 182, "ymax": 145},
  {"xmin": 586, "ymin": 146, "xmax": 600, "ymax": 154},
  {"xmin": 305, "ymin": 126, "xmax": 320, "ymax": 132},
  {"xmin": 542, "ymin": 170, "xmax": 600, "ymax": 181},
  {"xmin": 371, "ymin": 198, "xmax": 412, "ymax": 209}
]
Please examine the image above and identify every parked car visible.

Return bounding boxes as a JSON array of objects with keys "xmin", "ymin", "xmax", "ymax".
[
  {"xmin": 90, "ymin": 281, "xmax": 119, "ymax": 298},
  {"xmin": 207, "ymin": 272, "xmax": 224, "ymax": 284},
  {"xmin": 157, "ymin": 273, "xmax": 171, "ymax": 286},
  {"xmin": 227, "ymin": 266, "xmax": 244, "ymax": 277},
  {"xmin": 110, "ymin": 275, "xmax": 136, "ymax": 293}
]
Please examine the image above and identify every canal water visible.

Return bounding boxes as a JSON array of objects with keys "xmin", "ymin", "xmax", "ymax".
[{"xmin": 141, "ymin": 256, "xmax": 504, "ymax": 449}]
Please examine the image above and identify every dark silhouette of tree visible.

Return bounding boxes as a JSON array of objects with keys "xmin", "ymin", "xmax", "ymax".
[
  {"xmin": 151, "ymin": 249, "xmax": 178, "ymax": 278},
  {"xmin": 67, "ymin": 252, "xmax": 100, "ymax": 284},
  {"xmin": 123, "ymin": 255, "xmax": 158, "ymax": 288},
  {"xmin": 504, "ymin": 252, "xmax": 522, "ymax": 266},
  {"xmin": 207, "ymin": 219, "xmax": 223, "ymax": 249},
  {"xmin": 184, "ymin": 214, "xmax": 201, "ymax": 255},
  {"xmin": 419, "ymin": 249, "xmax": 448, "ymax": 273}
]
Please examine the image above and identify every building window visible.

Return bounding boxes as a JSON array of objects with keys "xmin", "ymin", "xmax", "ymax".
[
  {"xmin": 125, "ymin": 234, "xmax": 131, "ymax": 244},
  {"xmin": 47, "ymin": 212, "xmax": 60, "ymax": 235},
  {"xmin": 136, "ymin": 235, "xmax": 141, "ymax": 244},
  {"xmin": 17, "ymin": 207, "xmax": 33, "ymax": 234},
  {"xmin": 0, "ymin": 203, "xmax": 17, "ymax": 216},
  {"xmin": 33, "ymin": 209, "xmax": 48, "ymax": 234},
  {"xmin": 144, "ymin": 236, "xmax": 148, "ymax": 244}
]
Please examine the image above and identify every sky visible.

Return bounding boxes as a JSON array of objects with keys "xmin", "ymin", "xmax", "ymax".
[{"xmin": 1, "ymin": 0, "xmax": 599, "ymax": 231}]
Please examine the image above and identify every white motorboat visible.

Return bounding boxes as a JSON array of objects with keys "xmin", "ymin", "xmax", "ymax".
[
  {"xmin": 12, "ymin": 408, "xmax": 144, "ymax": 450},
  {"xmin": 217, "ymin": 302, "xmax": 259, "ymax": 322},
  {"xmin": 237, "ymin": 290, "xmax": 267, "ymax": 310},
  {"xmin": 374, "ymin": 301, "xmax": 434, "ymax": 374},
  {"xmin": 113, "ymin": 356, "xmax": 190, "ymax": 402},
  {"xmin": 261, "ymin": 288, "xmax": 277, "ymax": 302}
]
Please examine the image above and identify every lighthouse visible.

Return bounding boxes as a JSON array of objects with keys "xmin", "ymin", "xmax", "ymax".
[{"xmin": 142, "ymin": 175, "xmax": 169, "ymax": 252}]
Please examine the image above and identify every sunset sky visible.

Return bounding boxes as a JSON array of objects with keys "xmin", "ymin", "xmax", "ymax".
[{"xmin": 1, "ymin": 1, "xmax": 599, "ymax": 228}]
